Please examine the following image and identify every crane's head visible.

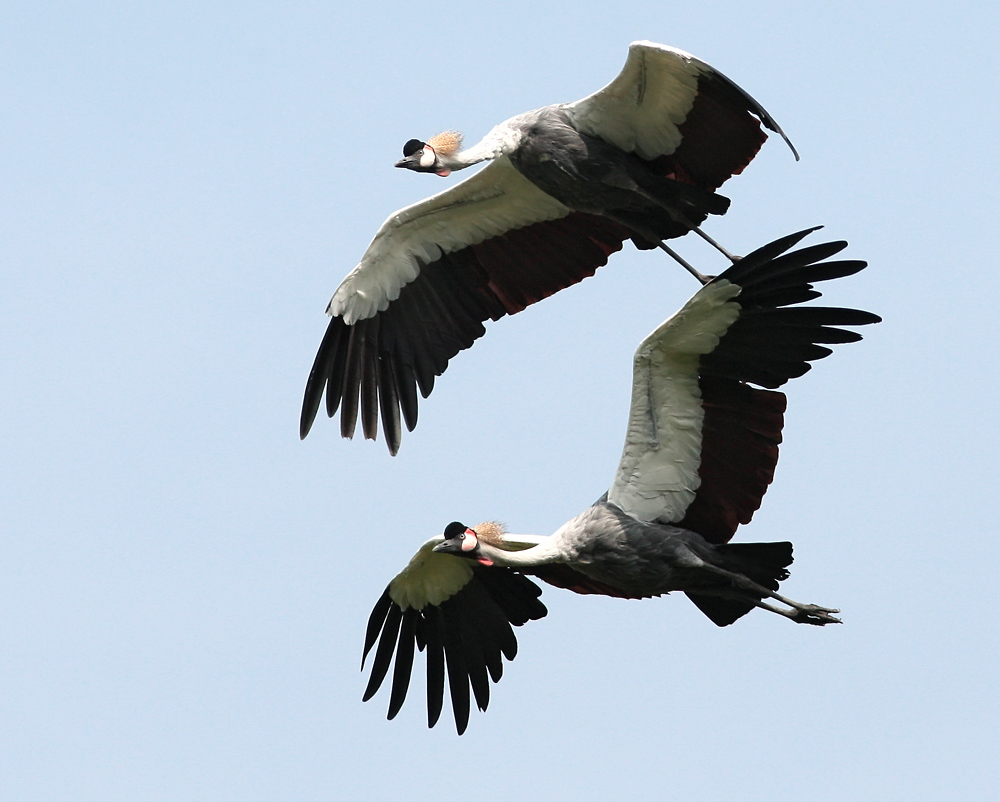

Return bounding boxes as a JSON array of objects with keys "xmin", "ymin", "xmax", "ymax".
[
  {"xmin": 433, "ymin": 521, "xmax": 482, "ymax": 555},
  {"xmin": 432, "ymin": 520, "xmax": 499, "ymax": 566},
  {"xmin": 395, "ymin": 131, "xmax": 463, "ymax": 177}
]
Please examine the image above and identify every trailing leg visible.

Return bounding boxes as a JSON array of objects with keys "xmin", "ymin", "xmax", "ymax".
[{"xmin": 699, "ymin": 562, "xmax": 841, "ymax": 626}]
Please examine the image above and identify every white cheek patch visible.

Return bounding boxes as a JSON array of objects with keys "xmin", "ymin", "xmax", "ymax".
[
  {"xmin": 461, "ymin": 529, "xmax": 479, "ymax": 552},
  {"xmin": 419, "ymin": 146, "xmax": 436, "ymax": 169}
]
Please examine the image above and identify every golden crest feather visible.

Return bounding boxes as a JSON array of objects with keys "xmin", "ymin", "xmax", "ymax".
[
  {"xmin": 426, "ymin": 130, "xmax": 463, "ymax": 156},
  {"xmin": 472, "ymin": 520, "xmax": 506, "ymax": 546}
]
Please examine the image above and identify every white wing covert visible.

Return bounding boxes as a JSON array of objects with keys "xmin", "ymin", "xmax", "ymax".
[
  {"xmin": 329, "ymin": 157, "xmax": 570, "ymax": 324},
  {"xmin": 566, "ymin": 40, "xmax": 797, "ymax": 185},
  {"xmin": 607, "ymin": 279, "xmax": 742, "ymax": 523},
  {"xmin": 567, "ymin": 42, "xmax": 707, "ymax": 160}
]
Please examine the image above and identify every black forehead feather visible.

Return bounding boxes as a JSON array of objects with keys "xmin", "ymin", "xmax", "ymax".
[
  {"xmin": 443, "ymin": 521, "xmax": 467, "ymax": 538},
  {"xmin": 402, "ymin": 139, "xmax": 425, "ymax": 157}
]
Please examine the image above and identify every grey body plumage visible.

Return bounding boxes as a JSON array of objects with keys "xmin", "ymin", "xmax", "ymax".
[{"xmin": 506, "ymin": 107, "xmax": 730, "ymax": 247}]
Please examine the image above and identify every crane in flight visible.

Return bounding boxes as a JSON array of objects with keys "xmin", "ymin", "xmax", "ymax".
[
  {"xmin": 359, "ymin": 228, "xmax": 879, "ymax": 734},
  {"xmin": 301, "ymin": 41, "xmax": 799, "ymax": 453}
]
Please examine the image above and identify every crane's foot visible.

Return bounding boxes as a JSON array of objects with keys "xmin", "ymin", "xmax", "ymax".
[
  {"xmin": 793, "ymin": 604, "xmax": 841, "ymax": 625},
  {"xmin": 702, "ymin": 564, "xmax": 842, "ymax": 625},
  {"xmin": 756, "ymin": 598, "xmax": 841, "ymax": 626}
]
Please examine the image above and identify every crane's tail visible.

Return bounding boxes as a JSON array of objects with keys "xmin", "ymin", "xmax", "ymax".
[
  {"xmin": 685, "ymin": 541, "xmax": 794, "ymax": 627},
  {"xmin": 633, "ymin": 170, "xmax": 732, "ymax": 218},
  {"xmin": 623, "ymin": 177, "xmax": 731, "ymax": 254}
]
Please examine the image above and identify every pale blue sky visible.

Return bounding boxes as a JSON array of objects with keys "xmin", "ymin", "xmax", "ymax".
[{"xmin": 3, "ymin": 2, "xmax": 998, "ymax": 800}]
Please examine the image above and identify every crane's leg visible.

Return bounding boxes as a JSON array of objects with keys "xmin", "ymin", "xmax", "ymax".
[
  {"xmin": 610, "ymin": 214, "xmax": 715, "ymax": 284},
  {"xmin": 748, "ymin": 597, "xmax": 841, "ymax": 626},
  {"xmin": 630, "ymin": 184, "xmax": 742, "ymax": 264},
  {"xmin": 689, "ymin": 225, "xmax": 740, "ymax": 263},
  {"xmin": 655, "ymin": 242, "xmax": 713, "ymax": 285},
  {"xmin": 607, "ymin": 212, "xmax": 728, "ymax": 284},
  {"xmin": 699, "ymin": 563, "xmax": 841, "ymax": 626},
  {"xmin": 633, "ymin": 175, "xmax": 740, "ymax": 262}
]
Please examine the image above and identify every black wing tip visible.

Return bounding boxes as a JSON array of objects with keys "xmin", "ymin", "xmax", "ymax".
[
  {"xmin": 360, "ymin": 571, "xmax": 546, "ymax": 735},
  {"xmin": 693, "ymin": 58, "xmax": 800, "ymax": 161},
  {"xmin": 714, "ymin": 226, "xmax": 822, "ymax": 284},
  {"xmin": 299, "ymin": 410, "xmax": 316, "ymax": 440},
  {"xmin": 717, "ymin": 226, "xmax": 872, "ymax": 290},
  {"xmin": 699, "ymin": 227, "xmax": 879, "ymax": 387},
  {"xmin": 299, "ymin": 376, "xmax": 323, "ymax": 440},
  {"xmin": 747, "ymin": 225, "xmax": 825, "ymax": 260},
  {"xmin": 298, "ymin": 380, "xmax": 403, "ymax": 454},
  {"xmin": 299, "ymin": 320, "xmax": 416, "ymax": 454},
  {"xmin": 843, "ymin": 309, "xmax": 882, "ymax": 326},
  {"xmin": 776, "ymin": 128, "xmax": 800, "ymax": 161},
  {"xmin": 757, "ymin": 113, "xmax": 799, "ymax": 161}
]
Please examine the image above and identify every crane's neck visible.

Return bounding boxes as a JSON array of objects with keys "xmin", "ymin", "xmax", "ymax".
[
  {"xmin": 438, "ymin": 121, "xmax": 525, "ymax": 171},
  {"xmin": 477, "ymin": 536, "xmax": 564, "ymax": 568}
]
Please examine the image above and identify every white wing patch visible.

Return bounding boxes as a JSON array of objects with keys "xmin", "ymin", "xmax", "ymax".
[
  {"xmin": 388, "ymin": 537, "xmax": 474, "ymax": 611},
  {"xmin": 565, "ymin": 41, "xmax": 708, "ymax": 161},
  {"xmin": 328, "ymin": 157, "xmax": 571, "ymax": 325},
  {"xmin": 607, "ymin": 280, "xmax": 742, "ymax": 523}
]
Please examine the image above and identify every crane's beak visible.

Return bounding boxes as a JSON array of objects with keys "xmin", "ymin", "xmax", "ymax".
[
  {"xmin": 433, "ymin": 539, "xmax": 492, "ymax": 566},
  {"xmin": 395, "ymin": 155, "xmax": 420, "ymax": 169}
]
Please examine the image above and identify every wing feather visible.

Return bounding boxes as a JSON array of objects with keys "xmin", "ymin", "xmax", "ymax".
[
  {"xmin": 386, "ymin": 610, "xmax": 417, "ymax": 720},
  {"xmin": 302, "ymin": 202, "xmax": 629, "ymax": 452},
  {"xmin": 362, "ymin": 538, "xmax": 547, "ymax": 734},
  {"xmin": 422, "ymin": 606, "xmax": 446, "ymax": 729},
  {"xmin": 607, "ymin": 280, "xmax": 742, "ymax": 522},
  {"xmin": 608, "ymin": 229, "xmax": 879, "ymax": 531},
  {"xmin": 566, "ymin": 41, "xmax": 796, "ymax": 189},
  {"xmin": 329, "ymin": 158, "xmax": 570, "ymax": 324}
]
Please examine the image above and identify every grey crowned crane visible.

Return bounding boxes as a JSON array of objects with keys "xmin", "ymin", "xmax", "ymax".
[
  {"xmin": 301, "ymin": 41, "xmax": 800, "ymax": 454},
  {"xmin": 361, "ymin": 228, "xmax": 879, "ymax": 734}
]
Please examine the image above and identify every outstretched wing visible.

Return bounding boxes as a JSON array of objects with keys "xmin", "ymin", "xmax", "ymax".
[
  {"xmin": 301, "ymin": 156, "xmax": 630, "ymax": 453},
  {"xmin": 607, "ymin": 228, "xmax": 880, "ymax": 541},
  {"xmin": 362, "ymin": 538, "xmax": 547, "ymax": 735},
  {"xmin": 566, "ymin": 40, "xmax": 798, "ymax": 190}
]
